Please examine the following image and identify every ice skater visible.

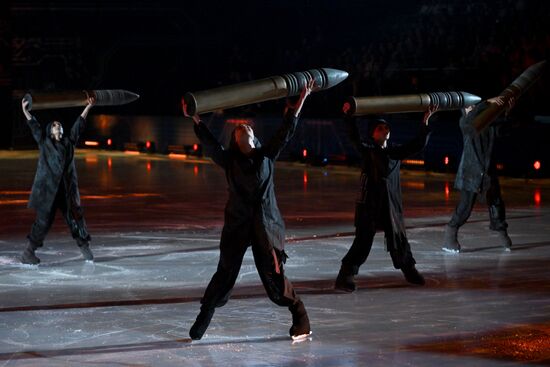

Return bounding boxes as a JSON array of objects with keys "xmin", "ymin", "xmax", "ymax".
[
  {"xmin": 20, "ymin": 94, "xmax": 95, "ymax": 265},
  {"xmin": 184, "ymin": 79, "xmax": 314, "ymax": 341},
  {"xmin": 335, "ymin": 103, "xmax": 437, "ymax": 292},
  {"xmin": 442, "ymin": 96, "xmax": 515, "ymax": 253}
]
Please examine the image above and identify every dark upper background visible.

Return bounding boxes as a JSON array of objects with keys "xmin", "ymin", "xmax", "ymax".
[{"xmin": 1, "ymin": 0, "xmax": 549, "ymax": 150}]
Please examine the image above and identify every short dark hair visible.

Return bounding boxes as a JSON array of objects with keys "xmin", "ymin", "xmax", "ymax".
[{"xmin": 369, "ymin": 119, "xmax": 390, "ymax": 137}]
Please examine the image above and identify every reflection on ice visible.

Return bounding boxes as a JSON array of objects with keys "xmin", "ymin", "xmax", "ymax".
[{"xmin": 0, "ymin": 152, "xmax": 549, "ymax": 366}]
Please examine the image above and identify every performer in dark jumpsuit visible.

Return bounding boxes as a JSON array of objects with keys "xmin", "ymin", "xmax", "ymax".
[
  {"xmin": 20, "ymin": 95, "xmax": 95, "ymax": 265},
  {"xmin": 335, "ymin": 103, "xmax": 437, "ymax": 292},
  {"xmin": 442, "ymin": 96, "xmax": 514, "ymax": 253},
  {"xmin": 184, "ymin": 80, "xmax": 314, "ymax": 341}
]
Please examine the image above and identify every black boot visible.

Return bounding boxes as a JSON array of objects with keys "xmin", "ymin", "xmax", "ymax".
[
  {"xmin": 78, "ymin": 240, "xmax": 94, "ymax": 261},
  {"xmin": 334, "ymin": 264, "xmax": 356, "ymax": 292},
  {"xmin": 189, "ymin": 307, "xmax": 214, "ymax": 340},
  {"xmin": 496, "ymin": 230, "xmax": 512, "ymax": 252},
  {"xmin": 401, "ymin": 265, "xmax": 425, "ymax": 285},
  {"xmin": 21, "ymin": 243, "xmax": 40, "ymax": 265},
  {"xmin": 289, "ymin": 301, "xmax": 311, "ymax": 340},
  {"xmin": 442, "ymin": 225, "xmax": 461, "ymax": 253}
]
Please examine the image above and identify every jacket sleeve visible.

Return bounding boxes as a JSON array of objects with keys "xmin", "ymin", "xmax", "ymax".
[
  {"xmin": 263, "ymin": 109, "xmax": 299, "ymax": 160},
  {"xmin": 387, "ymin": 124, "xmax": 431, "ymax": 160},
  {"xmin": 26, "ymin": 116, "xmax": 44, "ymax": 144},
  {"xmin": 70, "ymin": 116, "xmax": 86, "ymax": 145},
  {"xmin": 193, "ymin": 121, "xmax": 228, "ymax": 168}
]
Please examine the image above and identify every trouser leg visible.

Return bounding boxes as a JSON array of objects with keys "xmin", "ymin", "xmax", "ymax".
[
  {"xmin": 448, "ymin": 190, "xmax": 477, "ymax": 228},
  {"xmin": 251, "ymin": 239, "xmax": 310, "ymax": 338},
  {"xmin": 486, "ymin": 177, "xmax": 511, "ymax": 249},
  {"xmin": 58, "ymin": 187, "xmax": 91, "ymax": 245},
  {"xmin": 200, "ymin": 228, "xmax": 249, "ymax": 310},
  {"xmin": 23, "ymin": 200, "xmax": 57, "ymax": 264},
  {"xmin": 386, "ymin": 230, "xmax": 425, "ymax": 285},
  {"xmin": 341, "ymin": 226, "xmax": 376, "ymax": 275},
  {"xmin": 252, "ymin": 243, "xmax": 300, "ymax": 308},
  {"xmin": 387, "ymin": 230, "xmax": 415, "ymax": 270},
  {"xmin": 58, "ymin": 186, "xmax": 93, "ymax": 260},
  {"xmin": 27, "ymin": 206, "xmax": 57, "ymax": 249},
  {"xmin": 486, "ymin": 177, "xmax": 508, "ymax": 231},
  {"xmin": 335, "ymin": 226, "xmax": 375, "ymax": 292},
  {"xmin": 189, "ymin": 228, "xmax": 250, "ymax": 340},
  {"xmin": 443, "ymin": 190, "xmax": 476, "ymax": 252}
]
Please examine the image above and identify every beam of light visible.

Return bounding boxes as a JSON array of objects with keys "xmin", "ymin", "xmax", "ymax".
[
  {"xmin": 84, "ymin": 141, "xmax": 99, "ymax": 147},
  {"xmin": 168, "ymin": 153, "xmax": 188, "ymax": 159},
  {"xmin": 123, "ymin": 151, "xmax": 140, "ymax": 155},
  {"xmin": 402, "ymin": 159, "xmax": 425, "ymax": 166},
  {"xmin": 0, "ymin": 199, "xmax": 28, "ymax": 205}
]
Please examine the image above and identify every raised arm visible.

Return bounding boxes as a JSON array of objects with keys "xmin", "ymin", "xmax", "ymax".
[
  {"xmin": 342, "ymin": 102, "xmax": 366, "ymax": 153},
  {"xmin": 70, "ymin": 96, "xmax": 95, "ymax": 144},
  {"xmin": 183, "ymin": 97, "xmax": 228, "ymax": 167},
  {"xmin": 489, "ymin": 96, "xmax": 516, "ymax": 137},
  {"xmin": 80, "ymin": 95, "xmax": 95, "ymax": 120},
  {"xmin": 264, "ymin": 79, "xmax": 314, "ymax": 160},
  {"xmin": 22, "ymin": 97, "xmax": 43, "ymax": 143},
  {"xmin": 193, "ymin": 122, "xmax": 229, "ymax": 167},
  {"xmin": 386, "ymin": 104, "xmax": 437, "ymax": 160},
  {"xmin": 462, "ymin": 98, "xmax": 507, "ymax": 136},
  {"xmin": 263, "ymin": 109, "xmax": 299, "ymax": 160}
]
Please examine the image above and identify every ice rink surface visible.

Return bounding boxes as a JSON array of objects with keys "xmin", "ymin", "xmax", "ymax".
[{"xmin": 0, "ymin": 151, "xmax": 549, "ymax": 366}]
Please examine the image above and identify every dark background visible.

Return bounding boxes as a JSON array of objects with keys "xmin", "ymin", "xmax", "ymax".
[{"xmin": 1, "ymin": 0, "xmax": 549, "ymax": 174}]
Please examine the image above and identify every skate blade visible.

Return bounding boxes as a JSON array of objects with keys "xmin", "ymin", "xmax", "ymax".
[{"xmin": 291, "ymin": 331, "xmax": 312, "ymax": 343}]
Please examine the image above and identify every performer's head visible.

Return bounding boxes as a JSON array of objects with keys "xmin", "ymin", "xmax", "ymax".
[
  {"xmin": 231, "ymin": 124, "xmax": 256, "ymax": 154},
  {"xmin": 370, "ymin": 119, "xmax": 390, "ymax": 148},
  {"xmin": 50, "ymin": 121, "xmax": 64, "ymax": 141}
]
